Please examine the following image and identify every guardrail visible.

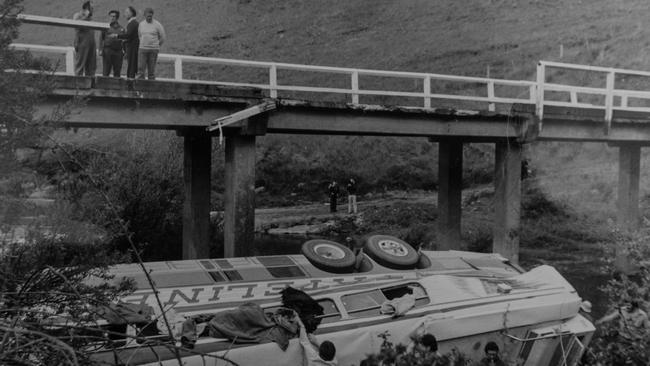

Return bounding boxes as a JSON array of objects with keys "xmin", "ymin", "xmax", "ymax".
[
  {"xmin": 10, "ymin": 43, "xmax": 536, "ymax": 111},
  {"xmin": 12, "ymin": 42, "xmax": 650, "ymax": 128},
  {"xmin": 538, "ymin": 60, "xmax": 650, "ymax": 127}
]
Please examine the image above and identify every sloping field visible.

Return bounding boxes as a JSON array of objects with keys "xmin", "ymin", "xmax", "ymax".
[
  {"xmin": 18, "ymin": 0, "xmax": 650, "ymax": 78},
  {"xmin": 16, "ymin": 0, "xmax": 650, "ymax": 216}
]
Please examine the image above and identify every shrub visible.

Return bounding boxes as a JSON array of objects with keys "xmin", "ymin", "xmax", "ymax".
[
  {"xmin": 359, "ymin": 331, "xmax": 470, "ymax": 366},
  {"xmin": 521, "ymin": 184, "xmax": 569, "ymax": 220},
  {"xmin": 0, "ymin": 237, "xmax": 134, "ymax": 365},
  {"xmin": 584, "ymin": 233, "xmax": 650, "ymax": 366}
]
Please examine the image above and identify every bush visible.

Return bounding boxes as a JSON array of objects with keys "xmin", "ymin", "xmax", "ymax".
[
  {"xmin": 359, "ymin": 331, "xmax": 469, "ymax": 366},
  {"xmin": 463, "ymin": 222, "xmax": 492, "ymax": 253},
  {"xmin": 0, "ymin": 237, "xmax": 134, "ymax": 365},
  {"xmin": 57, "ymin": 133, "xmax": 185, "ymax": 261},
  {"xmin": 584, "ymin": 233, "xmax": 650, "ymax": 366},
  {"xmin": 521, "ymin": 184, "xmax": 569, "ymax": 220}
]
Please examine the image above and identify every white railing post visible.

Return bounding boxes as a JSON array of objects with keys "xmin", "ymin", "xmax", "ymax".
[
  {"xmin": 529, "ymin": 84, "xmax": 536, "ymax": 103},
  {"xmin": 174, "ymin": 57, "xmax": 183, "ymax": 80},
  {"xmin": 269, "ymin": 64, "xmax": 278, "ymax": 98},
  {"xmin": 604, "ymin": 71, "xmax": 615, "ymax": 124},
  {"xmin": 487, "ymin": 80, "xmax": 495, "ymax": 112},
  {"xmin": 621, "ymin": 95, "xmax": 628, "ymax": 108},
  {"xmin": 423, "ymin": 75, "xmax": 431, "ymax": 109},
  {"xmin": 351, "ymin": 70, "xmax": 359, "ymax": 104},
  {"xmin": 603, "ymin": 71, "xmax": 615, "ymax": 134},
  {"xmin": 570, "ymin": 91, "xmax": 577, "ymax": 104},
  {"xmin": 536, "ymin": 62, "xmax": 545, "ymax": 122},
  {"xmin": 65, "ymin": 47, "xmax": 75, "ymax": 75}
]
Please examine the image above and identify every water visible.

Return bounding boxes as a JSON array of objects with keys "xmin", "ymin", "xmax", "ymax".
[{"xmin": 252, "ymin": 234, "xmax": 306, "ymax": 256}]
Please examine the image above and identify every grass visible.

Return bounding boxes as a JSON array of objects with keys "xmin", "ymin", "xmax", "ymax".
[
  {"xmin": 17, "ymin": 0, "xmax": 650, "ymax": 203},
  {"xmin": 17, "ymin": 0, "xmax": 650, "ymax": 78},
  {"xmin": 13, "ymin": 0, "xmax": 650, "ymax": 269}
]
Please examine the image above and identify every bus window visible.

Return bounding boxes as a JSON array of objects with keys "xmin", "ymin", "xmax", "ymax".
[
  {"xmin": 381, "ymin": 283, "xmax": 429, "ymax": 307},
  {"xmin": 341, "ymin": 290, "xmax": 386, "ymax": 317},
  {"xmin": 341, "ymin": 283, "xmax": 430, "ymax": 318},
  {"xmin": 264, "ymin": 299, "xmax": 341, "ymax": 325},
  {"xmin": 548, "ymin": 335, "xmax": 583, "ymax": 366},
  {"xmin": 318, "ymin": 299, "xmax": 342, "ymax": 324}
]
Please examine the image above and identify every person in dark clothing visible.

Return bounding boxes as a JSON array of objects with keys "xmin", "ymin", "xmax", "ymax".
[
  {"xmin": 72, "ymin": 1, "xmax": 96, "ymax": 76},
  {"xmin": 346, "ymin": 178, "xmax": 357, "ymax": 214},
  {"xmin": 478, "ymin": 341, "xmax": 506, "ymax": 366},
  {"xmin": 99, "ymin": 10, "xmax": 124, "ymax": 77},
  {"xmin": 328, "ymin": 181, "xmax": 340, "ymax": 213},
  {"xmin": 116, "ymin": 6, "xmax": 139, "ymax": 79}
]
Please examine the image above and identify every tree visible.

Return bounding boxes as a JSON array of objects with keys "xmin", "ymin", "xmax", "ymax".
[{"xmin": 0, "ymin": 0, "xmax": 54, "ymax": 170}]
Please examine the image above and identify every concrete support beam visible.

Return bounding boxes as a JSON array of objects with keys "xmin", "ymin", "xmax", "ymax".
[
  {"xmin": 182, "ymin": 129, "xmax": 212, "ymax": 259},
  {"xmin": 224, "ymin": 134, "xmax": 257, "ymax": 257},
  {"xmin": 493, "ymin": 141, "xmax": 522, "ymax": 263},
  {"xmin": 437, "ymin": 139, "xmax": 463, "ymax": 250},
  {"xmin": 617, "ymin": 144, "xmax": 641, "ymax": 232}
]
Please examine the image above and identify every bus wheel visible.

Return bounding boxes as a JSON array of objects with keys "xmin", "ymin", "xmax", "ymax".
[
  {"xmin": 364, "ymin": 235, "xmax": 419, "ymax": 269},
  {"xmin": 301, "ymin": 239, "xmax": 356, "ymax": 273}
]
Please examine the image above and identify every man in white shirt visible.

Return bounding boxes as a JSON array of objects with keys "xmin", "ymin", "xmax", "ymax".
[{"xmin": 137, "ymin": 7, "xmax": 166, "ymax": 80}]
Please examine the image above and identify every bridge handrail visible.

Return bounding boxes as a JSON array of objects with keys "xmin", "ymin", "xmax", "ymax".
[
  {"xmin": 537, "ymin": 61, "xmax": 650, "ymax": 125},
  {"xmin": 13, "ymin": 41, "xmax": 650, "ymax": 125},
  {"xmin": 10, "ymin": 42, "xmax": 536, "ymax": 111}
]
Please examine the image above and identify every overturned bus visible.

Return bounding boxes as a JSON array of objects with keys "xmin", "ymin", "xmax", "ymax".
[{"xmin": 90, "ymin": 235, "xmax": 594, "ymax": 366}]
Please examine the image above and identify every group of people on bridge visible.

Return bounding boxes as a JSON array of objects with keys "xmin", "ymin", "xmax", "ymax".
[{"xmin": 73, "ymin": 1, "xmax": 165, "ymax": 80}]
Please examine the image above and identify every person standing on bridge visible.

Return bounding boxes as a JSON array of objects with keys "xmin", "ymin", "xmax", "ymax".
[
  {"xmin": 115, "ymin": 6, "xmax": 139, "ymax": 79},
  {"xmin": 72, "ymin": 1, "xmax": 96, "ymax": 76},
  {"xmin": 137, "ymin": 7, "xmax": 166, "ymax": 80},
  {"xmin": 99, "ymin": 10, "xmax": 124, "ymax": 77}
]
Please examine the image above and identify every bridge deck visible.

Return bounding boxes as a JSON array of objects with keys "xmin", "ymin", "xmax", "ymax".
[
  {"xmin": 12, "ymin": 15, "xmax": 650, "ymax": 142},
  {"xmin": 35, "ymin": 74, "xmax": 650, "ymax": 143}
]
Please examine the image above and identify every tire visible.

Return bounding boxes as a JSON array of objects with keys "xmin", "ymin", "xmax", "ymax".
[
  {"xmin": 364, "ymin": 235, "xmax": 419, "ymax": 269},
  {"xmin": 301, "ymin": 239, "xmax": 356, "ymax": 273}
]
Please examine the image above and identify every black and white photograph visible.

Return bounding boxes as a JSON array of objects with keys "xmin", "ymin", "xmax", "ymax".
[{"xmin": 2, "ymin": 0, "xmax": 650, "ymax": 365}]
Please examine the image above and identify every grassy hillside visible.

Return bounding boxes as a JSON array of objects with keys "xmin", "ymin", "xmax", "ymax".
[
  {"xmin": 15, "ymin": 0, "xmax": 650, "ymax": 222},
  {"xmin": 17, "ymin": 0, "xmax": 650, "ymax": 77}
]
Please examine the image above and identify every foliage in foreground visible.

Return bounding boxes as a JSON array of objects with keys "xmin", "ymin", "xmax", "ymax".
[
  {"xmin": 583, "ymin": 233, "xmax": 650, "ymax": 366},
  {"xmin": 0, "ymin": 239, "xmax": 134, "ymax": 365},
  {"xmin": 583, "ymin": 234, "xmax": 650, "ymax": 366},
  {"xmin": 360, "ymin": 331, "xmax": 470, "ymax": 366}
]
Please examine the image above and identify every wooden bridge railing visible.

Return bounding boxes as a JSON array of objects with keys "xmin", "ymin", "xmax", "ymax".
[
  {"xmin": 9, "ymin": 43, "xmax": 536, "ymax": 112},
  {"xmin": 11, "ymin": 47, "xmax": 650, "ymax": 128},
  {"xmin": 14, "ymin": 13, "xmax": 650, "ymax": 126}
]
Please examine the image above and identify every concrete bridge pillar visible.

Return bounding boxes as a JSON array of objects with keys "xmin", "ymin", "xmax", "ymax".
[
  {"xmin": 437, "ymin": 139, "xmax": 463, "ymax": 250},
  {"xmin": 182, "ymin": 128, "xmax": 212, "ymax": 259},
  {"xmin": 617, "ymin": 144, "xmax": 641, "ymax": 232},
  {"xmin": 224, "ymin": 134, "xmax": 257, "ymax": 257},
  {"xmin": 493, "ymin": 141, "xmax": 522, "ymax": 263}
]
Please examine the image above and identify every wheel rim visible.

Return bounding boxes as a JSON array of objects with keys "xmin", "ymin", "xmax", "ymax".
[
  {"xmin": 377, "ymin": 239, "xmax": 409, "ymax": 257},
  {"xmin": 313, "ymin": 243, "xmax": 346, "ymax": 260}
]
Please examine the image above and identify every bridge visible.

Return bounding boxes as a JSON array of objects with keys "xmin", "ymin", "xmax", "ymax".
[{"xmin": 12, "ymin": 15, "xmax": 650, "ymax": 263}]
